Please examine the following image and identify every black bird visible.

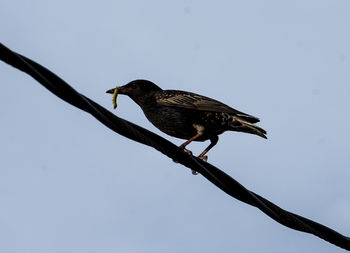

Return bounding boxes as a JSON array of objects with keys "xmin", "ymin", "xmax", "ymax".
[{"xmin": 106, "ymin": 80, "xmax": 266, "ymax": 170}]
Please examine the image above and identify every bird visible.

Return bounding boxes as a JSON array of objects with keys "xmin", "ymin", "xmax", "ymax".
[{"xmin": 106, "ymin": 80, "xmax": 266, "ymax": 173}]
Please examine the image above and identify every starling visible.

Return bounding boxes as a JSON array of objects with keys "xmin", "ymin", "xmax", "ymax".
[{"xmin": 106, "ymin": 80, "xmax": 266, "ymax": 172}]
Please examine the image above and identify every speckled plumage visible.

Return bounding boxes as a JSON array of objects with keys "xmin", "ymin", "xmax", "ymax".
[{"xmin": 106, "ymin": 79, "xmax": 267, "ymax": 164}]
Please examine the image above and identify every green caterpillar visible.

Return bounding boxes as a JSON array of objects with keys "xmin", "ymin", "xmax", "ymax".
[{"xmin": 112, "ymin": 88, "xmax": 118, "ymax": 109}]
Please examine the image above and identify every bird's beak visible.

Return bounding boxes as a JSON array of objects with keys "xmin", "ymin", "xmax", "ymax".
[
  {"xmin": 106, "ymin": 86, "xmax": 126, "ymax": 94},
  {"xmin": 106, "ymin": 88, "xmax": 116, "ymax": 94},
  {"xmin": 106, "ymin": 86, "xmax": 127, "ymax": 109}
]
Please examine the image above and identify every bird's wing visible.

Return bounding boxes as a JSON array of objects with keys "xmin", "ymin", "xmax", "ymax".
[{"xmin": 155, "ymin": 90, "xmax": 260, "ymax": 123}]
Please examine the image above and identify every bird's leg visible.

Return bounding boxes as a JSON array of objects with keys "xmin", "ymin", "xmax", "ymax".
[
  {"xmin": 172, "ymin": 132, "xmax": 202, "ymax": 165},
  {"xmin": 178, "ymin": 132, "xmax": 203, "ymax": 175},
  {"xmin": 179, "ymin": 132, "xmax": 202, "ymax": 156},
  {"xmin": 198, "ymin": 136, "xmax": 219, "ymax": 162}
]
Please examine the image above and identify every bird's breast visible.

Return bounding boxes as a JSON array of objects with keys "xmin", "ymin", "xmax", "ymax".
[
  {"xmin": 141, "ymin": 106, "xmax": 202, "ymax": 140},
  {"xmin": 141, "ymin": 106, "xmax": 229, "ymax": 141}
]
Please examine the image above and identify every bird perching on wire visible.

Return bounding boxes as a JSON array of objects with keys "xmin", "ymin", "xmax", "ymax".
[{"xmin": 106, "ymin": 80, "xmax": 266, "ymax": 173}]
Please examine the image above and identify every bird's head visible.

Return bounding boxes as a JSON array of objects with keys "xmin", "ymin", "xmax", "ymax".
[{"xmin": 106, "ymin": 79, "xmax": 162, "ymax": 106}]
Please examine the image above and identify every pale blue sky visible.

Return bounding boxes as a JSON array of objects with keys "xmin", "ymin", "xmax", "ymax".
[{"xmin": 1, "ymin": 1, "xmax": 350, "ymax": 252}]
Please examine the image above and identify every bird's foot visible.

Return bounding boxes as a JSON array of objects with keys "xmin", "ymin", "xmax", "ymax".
[
  {"xmin": 173, "ymin": 147, "xmax": 198, "ymax": 175},
  {"xmin": 183, "ymin": 148, "xmax": 193, "ymax": 156},
  {"xmin": 190, "ymin": 155, "xmax": 208, "ymax": 175},
  {"xmin": 191, "ymin": 170, "xmax": 198, "ymax": 175},
  {"xmin": 172, "ymin": 147, "xmax": 193, "ymax": 164},
  {"xmin": 189, "ymin": 155, "xmax": 207, "ymax": 175},
  {"xmin": 183, "ymin": 149, "xmax": 197, "ymax": 175},
  {"xmin": 198, "ymin": 155, "xmax": 208, "ymax": 162}
]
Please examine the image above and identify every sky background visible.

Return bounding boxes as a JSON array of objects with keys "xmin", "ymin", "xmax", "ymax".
[{"xmin": 1, "ymin": 1, "xmax": 350, "ymax": 252}]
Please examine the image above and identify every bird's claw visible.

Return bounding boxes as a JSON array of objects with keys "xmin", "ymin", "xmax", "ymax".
[
  {"xmin": 191, "ymin": 170, "xmax": 198, "ymax": 175},
  {"xmin": 198, "ymin": 155, "xmax": 208, "ymax": 162},
  {"xmin": 183, "ymin": 148, "xmax": 193, "ymax": 156},
  {"xmin": 172, "ymin": 147, "xmax": 193, "ymax": 164},
  {"xmin": 190, "ymin": 155, "xmax": 207, "ymax": 175}
]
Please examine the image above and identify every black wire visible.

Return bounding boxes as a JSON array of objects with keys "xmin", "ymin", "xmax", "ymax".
[{"xmin": 1, "ymin": 43, "xmax": 349, "ymax": 251}]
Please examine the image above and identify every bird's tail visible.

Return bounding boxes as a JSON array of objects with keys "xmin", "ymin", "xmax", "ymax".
[{"xmin": 229, "ymin": 117, "xmax": 267, "ymax": 139}]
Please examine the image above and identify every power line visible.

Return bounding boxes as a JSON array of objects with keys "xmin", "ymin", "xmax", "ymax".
[{"xmin": 1, "ymin": 43, "xmax": 349, "ymax": 251}]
